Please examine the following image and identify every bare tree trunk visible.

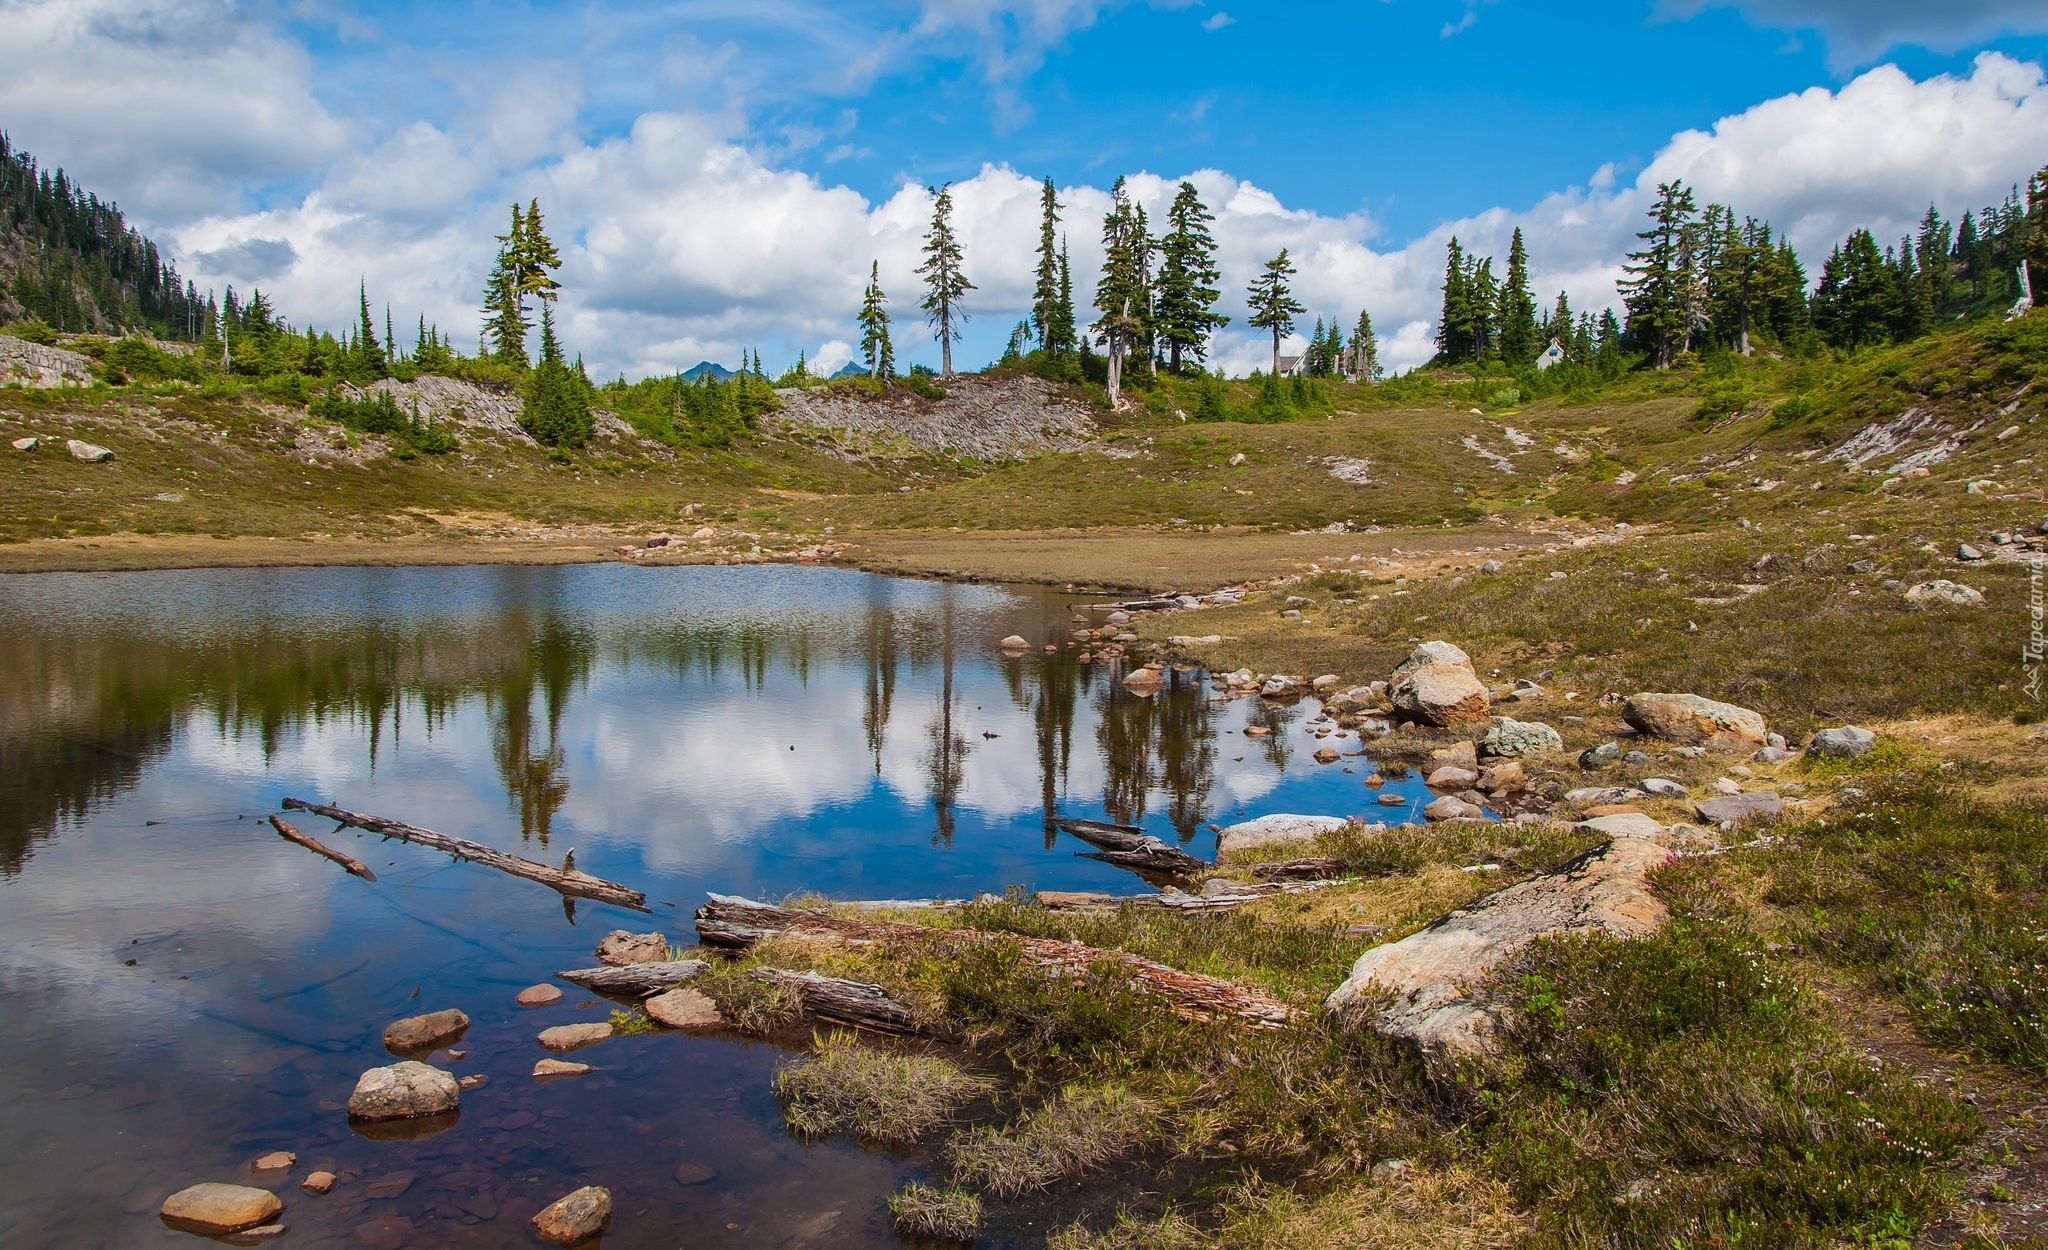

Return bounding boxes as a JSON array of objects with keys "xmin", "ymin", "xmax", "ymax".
[
  {"xmin": 1106, "ymin": 338, "xmax": 1123, "ymax": 407},
  {"xmin": 269, "ymin": 815, "xmax": 377, "ymax": 881},
  {"xmin": 940, "ymin": 306, "xmax": 953, "ymax": 377},
  {"xmin": 558, "ymin": 960, "xmax": 709, "ymax": 996},
  {"xmin": 1271, "ymin": 327, "xmax": 1281, "ymax": 376}
]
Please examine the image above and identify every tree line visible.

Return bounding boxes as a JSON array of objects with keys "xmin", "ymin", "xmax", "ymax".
[{"xmin": 1438, "ymin": 166, "xmax": 2048, "ymax": 374}]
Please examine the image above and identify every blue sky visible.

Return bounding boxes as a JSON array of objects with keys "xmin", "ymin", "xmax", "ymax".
[{"xmin": 4, "ymin": 0, "xmax": 2046, "ymax": 375}]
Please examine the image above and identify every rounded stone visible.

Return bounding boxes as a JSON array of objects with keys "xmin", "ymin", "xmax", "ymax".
[
  {"xmin": 346, "ymin": 1061, "xmax": 460, "ymax": 1121},
  {"xmin": 538, "ymin": 1022, "xmax": 614, "ymax": 1052},
  {"xmin": 532, "ymin": 1186, "xmax": 612, "ymax": 1245},
  {"xmin": 160, "ymin": 1184, "xmax": 283, "ymax": 1234},
  {"xmin": 516, "ymin": 983, "xmax": 564, "ymax": 1007},
  {"xmin": 643, "ymin": 987, "xmax": 722, "ymax": 1029},
  {"xmin": 382, "ymin": 1008, "xmax": 470, "ymax": 1053}
]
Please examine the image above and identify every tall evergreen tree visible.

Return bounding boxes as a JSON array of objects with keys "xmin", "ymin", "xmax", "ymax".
[
  {"xmin": 1620, "ymin": 181, "xmax": 1701, "ymax": 369},
  {"xmin": 1246, "ymin": 249, "xmax": 1305, "ymax": 376},
  {"xmin": 1465, "ymin": 258, "xmax": 1499, "ymax": 361},
  {"xmin": 857, "ymin": 260, "xmax": 895, "ymax": 381},
  {"xmin": 916, "ymin": 183, "xmax": 974, "ymax": 377},
  {"xmin": 1050, "ymin": 240, "xmax": 1077, "ymax": 356},
  {"xmin": 1435, "ymin": 238, "xmax": 1469, "ymax": 362},
  {"xmin": 1093, "ymin": 179, "xmax": 1150, "ymax": 405},
  {"xmin": 354, "ymin": 280, "xmax": 388, "ymax": 379},
  {"xmin": 524, "ymin": 302, "xmax": 591, "ymax": 448},
  {"xmin": 1031, "ymin": 178, "xmax": 1062, "ymax": 352},
  {"xmin": 483, "ymin": 203, "xmax": 531, "ymax": 365},
  {"xmin": 1496, "ymin": 228, "xmax": 1539, "ymax": 364},
  {"xmin": 1346, "ymin": 308, "xmax": 1380, "ymax": 382},
  {"xmin": 1154, "ymin": 180, "xmax": 1227, "ymax": 372}
]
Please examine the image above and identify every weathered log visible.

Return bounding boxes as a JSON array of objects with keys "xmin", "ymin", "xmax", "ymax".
[
  {"xmin": 281, "ymin": 798, "xmax": 648, "ymax": 912},
  {"xmin": 1251, "ymin": 857, "xmax": 1346, "ymax": 882},
  {"xmin": 269, "ymin": 815, "xmax": 377, "ymax": 881},
  {"xmin": 1089, "ymin": 598, "xmax": 1180, "ymax": 612},
  {"xmin": 750, "ymin": 968, "xmax": 925, "ymax": 1035},
  {"xmin": 1054, "ymin": 817, "xmax": 1209, "ymax": 878},
  {"xmin": 696, "ymin": 895, "xmax": 1296, "ymax": 1026},
  {"xmin": 557, "ymin": 960, "xmax": 709, "ymax": 996}
]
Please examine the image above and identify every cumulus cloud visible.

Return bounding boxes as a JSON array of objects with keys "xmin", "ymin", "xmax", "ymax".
[
  {"xmin": 0, "ymin": 0, "xmax": 348, "ymax": 218},
  {"xmin": 1665, "ymin": 0, "xmax": 2048, "ymax": 68}
]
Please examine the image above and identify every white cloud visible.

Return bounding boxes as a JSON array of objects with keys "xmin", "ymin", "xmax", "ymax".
[
  {"xmin": 1201, "ymin": 12, "xmax": 1234, "ymax": 32},
  {"xmin": 0, "ymin": 0, "xmax": 348, "ymax": 218},
  {"xmin": 1665, "ymin": 0, "xmax": 2048, "ymax": 68}
]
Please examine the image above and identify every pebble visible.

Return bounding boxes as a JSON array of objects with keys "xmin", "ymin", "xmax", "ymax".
[
  {"xmin": 251, "ymin": 1152, "xmax": 295, "ymax": 1172},
  {"xmin": 301, "ymin": 1173, "xmax": 336, "ymax": 1195},
  {"xmin": 160, "ymin": 1184, "xmax": 283, "ymax": 1234},
  {"xmin": 532, "ymin": 1186, "xmax": 613, "ymax": 1245},
  {"xmin": 516, "ymin": 984, "xmax": 564, "ymax": 1007},
  {"xmin": 1377, "ymin": 793, "xmax": 1407, "ymax": 806},
  {"xmin": 673, "ymin": 1162, "xmax": 718, "ymax": 1186}
]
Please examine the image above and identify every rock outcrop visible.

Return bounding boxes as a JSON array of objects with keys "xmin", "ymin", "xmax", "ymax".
[
  {"xmin": 596, "ymin": 931, "xmax": 670, "ymax": 965},
  {"xmin": 766, "ymin": 374, "xmax": 1097, "ymax": 461},
  {"xmin": 1326, "ymin": 838, "xmax": 1669, "ymax": 1074},
  {"xmin": 1388, "ymin": 642, "xmax": 1490, "ymax": 727},
  {"xmin": 1621, "ymin": 693, "xmax": 1768, "ymax": 749},
  {"xmin": 1215, "ymin": 813, "xmax": 1350, "ymax": 860}
]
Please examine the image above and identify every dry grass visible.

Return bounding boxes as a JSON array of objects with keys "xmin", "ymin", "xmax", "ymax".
[
  {"xmin": 1046, "ymin": 1166, "xmax": 1523, "ymax": 1250},
  {"xmin": 949, "ymin": 1084, "xmax": 1159, "ymax": 1196},
  {"xmin": 888, "ymin": 1181, "xmax": 982, "ymax": 1242},
  {"xmin": 772, "ymin": 1030, "xmax": 992, "ymax": 1144}
]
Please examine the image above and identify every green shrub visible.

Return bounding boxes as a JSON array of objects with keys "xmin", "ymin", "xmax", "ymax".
[
  {"xmin": 773, "ymin": 1030, "xmax": 990, "ymax": 1143},
  {"xmin": 307, "ymin": 389, "xmax": 457, "ymax": 454}
]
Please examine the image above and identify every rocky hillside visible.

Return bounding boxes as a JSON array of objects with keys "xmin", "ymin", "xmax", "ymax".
[{"xmin": 768, "ymin": 374, "xmax": 1098, "ymax": 460}]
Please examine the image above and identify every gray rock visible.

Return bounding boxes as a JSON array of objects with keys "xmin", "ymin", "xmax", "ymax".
[
  {"xmin": 1423, "ymin": 795, "xmax": 1485, "ymax": 822},
  {"xmin": 1216, "ymin": 813, "xmax": 1350, "ymax": 860},
  {"xmin": 65, "ymin": 438, "xmax": 113, "ymax": 463},
  {"xmin": 10, "ymin": 436, "xmax": 36, "ymax": 451},
  {"xmin": 1707, "ymin": 778, "xmax": 1744, "ymax": 796},
  {"xmin": 1753, "ymin": 746, "xmax": 1797, "ymax": 763},
  {"xmin": 1639, "ymin": 777, "xmax": 1688, "ymax": 798},
  {"xmin": 1390, "ymin": 641, "xmax": 1491, "ymax": 727},
  {"xmin": 1808, "ymin": 726, "xmax": 1877, "ymax": 759},
  {"xmin": 538, "ymin": 1022, "xmax": 614, "ymax": 1052},
  {"xmin": 1565, "ymin": 786, "xmax": 1641, "ymax": 806},
  {"xmin": 382, "ymin": 1008, "xmax": 469, "ymax": 1054},
  {"xmin": 1622, "ymin": 693, "xmax": 1768, "ymax": 749},
  {"xmin": 1695, "ymin": 791, "xmax": 1784, "ymax": 828},
  {"xmin": 532, "ymin": 1186, "xmax": 612, "ymax": 1246},
  {"xmin": 1579, "ymin": 742, "xmax": 1622, "ymax": 769},
  {"xmin": 160, "ymin": 1184, "xmax": 284, "ymax": 1235},
  {"xmin": 1479, "ymin": 717, "xmax": 1563, "ymax": 759},
  {"xmin": 346, "ymin": 1061, "xmax": 459, "ymax": 1121},
  {"xmin": 1326, "ymin": 837, "xmax": 1669, "ymax": 1074},
  {"xmin": 596, "ymin": 931, "xmax": 670, "ymax": 966},
  {"xmin": 999, "ymin": 634, "xmax": 1030, "ymax": 650},
  {"xmin": 1577, "ymin": 813, "xmax": 1667, "ymax": 840},
  {"xmin": 1958, "ymin": 542, "xmax": 1984, "ymax": 561},
  {"xmin": 1766, "ymin": 732, "xmax": 1787, "ymax": 749},
  {"xmin": 1905, "ymin": 580, "xmax": 1984, "ymax": 608},
  {"xmin": 1847, "ymin": 559, "xmax": 1875, "ymax": 574},
  {"xmin": 1260, "ymin": 675, "xmax": 1303, "ymax": 697},
  {"xmin": 1480, "ymin": 560, "xmax": 1504, "ymax": 574},
  {"xmin": 1623, "ymin": 750, "xmax": 1652, "ymax": 765}
]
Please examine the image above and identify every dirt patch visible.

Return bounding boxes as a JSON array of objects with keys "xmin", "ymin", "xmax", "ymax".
[{"xmin": 768, "ymin": 375, "xmax": 1097, "ymax": 461}]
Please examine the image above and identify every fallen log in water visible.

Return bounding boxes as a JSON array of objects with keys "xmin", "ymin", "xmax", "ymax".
[
  {"xmin": 269, "ymin": 815, "xmax": 377, "ymax": 881},
  {"xmin": 751, "ymin": 967, "xmax": 925, "ymax": 1035},
  {"xmin": 1053, "ymin": 817, "xmax": 1209, "ymax": 878},
  {"xmin": 281, "ymin": 798, "xmax": 649, "ymax": 912},
  {"xmin": 557, "ymin": 960, "xmax": 709, "ymax": 996},
  {"xmin": 696, "ymin": 895, "xmax": 1295, "ymax": 1026}
]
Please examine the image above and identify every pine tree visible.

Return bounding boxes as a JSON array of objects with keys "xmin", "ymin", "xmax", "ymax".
[
  {"xmin": 1466, "ymin": 258, "xmax": 1499, "ymax": 361},
  {"xmin": 1093, "ymin": 179, "xmax": 1150, "ymax": 405},
  {"xmin": 1346, "ymin": 309, "xmax": 1380, "ymax": 382},
  {"xmin": 1546, "ymin": 291, "xmax": 1573, "ymax": 352},
  {"xmin": 857, "ymin": 260, "xmax": 895, "ymax": 381},
  {"xmin": 916, "ymin": 183, "xmax": 973, "ymax": 377},
  {"xmin": 1050, "ymin": 240, "xmax": 1077, "ymax": 356},
  {"xmin": 1031, "ymin": 178, "xmax": 1062, "ymax": 352},
  {"xmin": 1496, "ymin": 228, "xmax": 1539, "ymax": 364},
  {"xmin": 1620, "ymin": 181, "xmax": 1701, "ymax": 369},
  {"xmin": 1434, "ymin": 238, "xmax": 1469, "ymax": 363},
  {"xmin": 1246, "ymin": 249, "xmax": 1305, "ymax": 376},
  {"xmin": 1914, "ymin": 205, "xmax": 1954, "ymax": 318},
  {"xmin": 483, "ymin": 204, "xmax": 530, "ymax": 365},
  {"xmin": 1154, "ymin": 180, "xmax": 1227, "ymax": 372},
  {"xmin": 354, "ymin": 279, "xmax": 388, "ymax": 379},
  {"xmin": 1305, "ymin": 316, "xmax": 1326, "ymax": 375},
  {"xmin": 523, "ymin": 302, "xmax": 591, "ymax": 448},
  {"xmin": 384, "ymin": 304, "xmax": 398, "ymax": 364},
  {"xmin": 515, "ymin": 199, "xmax": 562, "ymax": 306}
]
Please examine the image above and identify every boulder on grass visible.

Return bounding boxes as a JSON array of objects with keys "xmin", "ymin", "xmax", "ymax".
[
  {"xmin": 1216, "ymin": 813, "xmax": 1350, "ymax": 860},
  {"xmin": 1621, "ymin": 693, "xmax": 1768, "ymax": 749},
  {"xmin": 1478, "ymin": 718, "xmax": 1563, "ymax": 759},
  {"xmin": 1326, "ymin": 838, "xmax": 1668, "ymax": 1076},
  {"xmin": 1389, "ymin": 642, "xmax": 1490, "ymax": 727},
  {"xmin": 1807, "ymin": 726, "xmax": 1876, "ymax": 759}
]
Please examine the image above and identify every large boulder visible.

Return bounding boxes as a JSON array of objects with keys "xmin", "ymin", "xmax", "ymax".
[
  {"xmin": 346, "ymin": 1061, "xmax": 459, "ymax": 1121},
  {"xmin": 596, "ymin": 931, "xmax": 670, "ymax": 966},
  {"xmin": 1215, "ymin": 813, "xmax": 1350, "ymax": 860},
  {"xmin": 1807, "ymin": 726, "xmax": 1877, "ymax": 759},
  {"xmin": 160, "ymin": 1184, "xmax": 283, "ymax": 1235},
  {"xmin": 1389, "ymin": 642, "xmax": 1490, "ymax": 727},
  {"xmin": 1478, "ymin": 718, "xmax": 1563, "ymax": 759},
  {"xmin": 1326, "ymin": 838, "xmax": 1669, "ymax": 1075},
  {"xmin": 532, "ymin": 1186, "xmax": 612, "ymax": 1245},
  {"xmin": 1621, "ymin": 693, "xmax": 1768, "ymax": 749},
  {"xmin": 381, "ymin": 1008, "xmax": 469, "ymax": 1054},
  {"xmin": 65, "ymin": 438, "xmax": 113, "ymax": 463},
  {"xmin": 1904, "ymin": 580, "xmax": 1984, "ymax": 608}
]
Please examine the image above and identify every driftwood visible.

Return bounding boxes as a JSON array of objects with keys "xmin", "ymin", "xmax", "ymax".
[
  {"xmin": 1054, "ymin": 817, "xmax": 1209, "ymax": 878},
  {"xmin": 696, "ymin": 895, "xmax": 1295, "ymax": 1027},
  {"xmin": 557, "ymin": 960, "xmax": 709, "ymax": 996},
  {"xmin": 269, "ymin": 815, "xmax": 377, "ymax": 881},
  {"xmin": 281, "ymin": 798, "xmax": 649, "ymax": 912},
  {"xmin": 1251, "ymin": 857, "xmax": 1346, "ymax": 882},
  {"xmin": 1090, "ymin": 598, "xmax": 1181, "ymax": 612},
  {"xmin": 751, "ymin": 968, "xmax": 925, "ymax": 1035}
]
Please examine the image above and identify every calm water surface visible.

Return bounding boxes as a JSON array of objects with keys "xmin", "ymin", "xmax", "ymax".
[{"xmin": 0, "ymin": 564, "xmax": 1433, "ymax": 1249}]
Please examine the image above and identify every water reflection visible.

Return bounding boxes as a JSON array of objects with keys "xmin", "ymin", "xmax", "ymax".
[{"xmin": 0, "ymin": 564, "xmax": 1438, "ymax": 1250}]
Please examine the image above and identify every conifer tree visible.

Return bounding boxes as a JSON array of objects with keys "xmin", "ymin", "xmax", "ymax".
[
  {"xmin": 1435, "ymin": 238, "xmax": 1468, "ymax": 363},
  {"xmin": 857, "ymin": 260, "xmax": 895, "ymax": 381},
  {"xmin": 1347, "ymin": 308, "xmax": 1380, "ymax": 382},
  {"xmin": 1620, "ymin": 181, "xmax": 1701, "ymax": 369},
  {"xmin": 484, "ymin": 204, "xmax": 530, "ymax": 365},
  {"xmin": 1496, "ymin": 228, "xmax": 1539, "ymax": 364},
  {"xmin": 1154, "ymin": 180, "xmax": 1227, "ymax": 372},
  {"xmin": 1246, "ymin": 249, "xmax": 1305, "ymax": 376},
  {"xmin": 1031, "ymin": 178, "xmax": 1062, "ymax": 352},
  {"xmin": 354, "ymin": 280, "xmax": 388, "ymax": 379},
  {"xmin": 523, "ymin": 302, "xmax": 591, "ymax": 448},
  {"xmin": 1465, "ymin": 258, "xmax": 1499, "ymax": 361},
  {"xmin": 1050, "ymin": 239, "xmax": 1077, "ymax": 355},
  {"xmin": 1546, "ymin": 292, "xmax": 1573, "ymax": 350},
  {"xmin": 1305, "ymin": 315, "xmax": 1326, "ymax": 375},
  {"xmin": 916, "ymin": 183, "xmax": 973, "ymax": 377},
  {"xmin": 1093, "ymin": 179, "xmax": 1150, "ymax": 405}
]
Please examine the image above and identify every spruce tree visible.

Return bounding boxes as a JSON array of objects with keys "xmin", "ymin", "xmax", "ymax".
[
  {"xmin": 1496, "ymin": 228, "xmax": 1539, "ymax": 364},
  {"xmin": 523, "ymin": 302, "xmax": 591, "ymax": 448},
  {"xmin": 354, "ymin": 280, "xmax": 388, "ymax": 379},
  {"xmin": 1435, "ymin": 238, "xmax": 1469, "ymax": 363},
  {"xmin": 1347, "ymin": 309, "xmax": 1380, "ymax": 382},
  {"xmin": 1246, "ymin": 249, "xmax": 1305, "ymax": 376},
  {"xmin": 1154, "ymin": 180, "xmax": 1226, "ymax": 372},
  {"xmin": 1093, "ymin": 179, "xmax": 1149, "ymax": 405},
  {"xmin": 515, "ymin": 199, "xmax": 562, "ymax": 305},
  {"xmin": 1620, "ymin": 181, "xmax": 1701, "ymax": 369},
  {"xmin": 1031, "ymin": 178, "xmax": 1061, "ymax": 352},
  {"xmin": 1306, "ymin": 316, "xmax": 1326, "ymax": 375},
  {"xmin": 1465, "ymin": 258, "xmax": 1499, "ymax": 361},
  {"xmin": 1050, "ymin": 239, "xmax": 1077, "ymax": 355},
  {"xmin": 857, "ymin": 260, "xmax": 895, "ymax": 381},
  {"xmin": 483, "ymin": 203, "xmax": 530, "ymax": 365},
  {"xmin": 916, "ymin": 183, "xmax": 973, "ymax": 377}
]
